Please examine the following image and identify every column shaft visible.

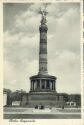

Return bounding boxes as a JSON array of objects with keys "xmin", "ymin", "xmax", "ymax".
[
  {"xmin": 33, "ymin": 81, "xmax": 34, "ymax": 90},
  {"xmin": 50, "ymin": 81, "xmax": 52, "ymax": 90},
  {"xmin": 45, "ymin": 80, "xmax": 46, "ymax": 89},
  {"xmin": 31, "ymin": 81, "xmax": 32, "ymax": 90},
  {"xmin": 54, "ymin": 82, "xmax": 56, "ymax": 90},
  {"xmin": 38, "ymin": 17, "xmax": 48, "ymax": 75},
  {"xmin": 52, "ymin": 81, "xmax": 53, "ymax": 90},
  {"xmin": 40, "ymin": 79, "xmax": 41, "ymax": 89}
]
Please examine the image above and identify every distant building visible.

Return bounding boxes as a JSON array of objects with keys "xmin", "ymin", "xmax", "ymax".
[
  {"xmin": 3, "ymin": 89, "xmax": 7, "ymax": 106},
  {"xmin": 67, "ymin": 94, "xmax": 81, "ymax": 107},
  {"xmin": 3, "ymin": 88, "xmax": 12, "ymax": 106},
  {"xmin": 12, "ymin": 101, "xmax": 20, "ymax": 106}
]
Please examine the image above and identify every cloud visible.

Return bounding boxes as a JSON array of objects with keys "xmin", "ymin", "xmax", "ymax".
[
  {"xmin": 4, "ymin": 59, "xmax": 38, "ymax": 92},
  {"xmin": 15, "ymin": 10, "xmax": 40, "ymax": 35},
  {"xmin": 4, "ymin": 31, "xmax": 39, "ymax": 63}
]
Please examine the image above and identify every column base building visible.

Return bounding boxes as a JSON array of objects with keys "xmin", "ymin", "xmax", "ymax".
[{"xmin": 28, "ymin": 74, "xmax": 57, "ymax": 107}]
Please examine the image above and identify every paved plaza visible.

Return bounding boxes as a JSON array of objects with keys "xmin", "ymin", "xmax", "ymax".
[{"xmin": 4, "ymin": 107, "xmax": 81, "ymax": 119}]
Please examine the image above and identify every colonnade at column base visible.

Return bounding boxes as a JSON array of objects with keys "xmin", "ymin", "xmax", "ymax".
[{"xmin": 30, "ymin": 74, "xmax": 57, "ymax": 92}]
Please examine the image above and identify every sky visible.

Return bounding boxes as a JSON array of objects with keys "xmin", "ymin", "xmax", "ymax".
[{"xmin": 3, "ymin": 3, "xmax": 81, "ymax": 94}]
